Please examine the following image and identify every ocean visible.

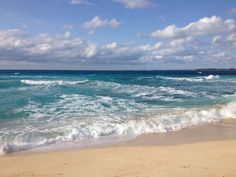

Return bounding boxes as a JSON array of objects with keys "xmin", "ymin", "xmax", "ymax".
[{"xmin": 0, "ymin": 70, "xmax": 236, "ymax": 154}]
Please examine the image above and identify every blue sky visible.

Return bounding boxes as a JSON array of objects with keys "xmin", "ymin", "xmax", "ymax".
[{"xmin": 0, "ymin": 0, "xmax": 236, "ymax": 69}]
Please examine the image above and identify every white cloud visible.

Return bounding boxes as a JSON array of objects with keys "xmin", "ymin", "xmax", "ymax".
[
  {"xmin": 0, "ymin": 22, "xmax": 236, "ymax": 69},
  {"xmin": 151, "ymin": 16, "xmax": 236, "ymax": 39},
  {"xmin": 213, "ymin": 52, "xmax": 232, "ymax": 61},
  {"xmin": 81, "ymin": 16, "xmax": 121, "ymax": 35},
  {"xmin": 115, "ymin": 0, "xmax": 154, "ymax": 9},
  {"xmin": 0, "ymin": 29, "xmax": 142, "ymax": 67},
  {"xmin": 226, "ymin": 33, "xmax": 236, "ymax": 43},
  {"xmin": 136, "ymin": 42, "xmax": 162, "ymax": 52},
  {"xmin": 0, "ymin": 29, "xmax": 30, "ymax": 49},
  {"xmin": 104, "ymin": 42, "xmax": 118, "ymax": 49},
  {"xmin": 84, "ymin": 43, "xmax": 97, "ymax": 58},
  {"xmin": 69, "ymin": 0, "xmax": 94, "ymax": 5},
  {"xmin": 169, "ymin": 37, "xmax": 193, "ymax": 47},
  {"xmin": 212, "ymin": 35, "xmax": 223, "ymax": 45},
  {"xmin": 62, "ymin": 24, "xmax": 74, "ymax": 30},
  {"xmin": 212, "ymin": 33, "xmax": 236, "ymax": 48}
]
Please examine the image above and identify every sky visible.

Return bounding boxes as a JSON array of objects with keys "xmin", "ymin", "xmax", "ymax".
[{"xmin": 0, "ymin": 0, "xmax": 236, "ymax": 70}]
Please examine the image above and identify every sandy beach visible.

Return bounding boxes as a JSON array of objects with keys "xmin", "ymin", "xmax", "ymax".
[
  {"xmin": 1, "ymin": 0, "xmax": 236, "ymax": 175},
  {"xmin": 1, "ymin": 120, "xmax": 236, "ymax": 177}
]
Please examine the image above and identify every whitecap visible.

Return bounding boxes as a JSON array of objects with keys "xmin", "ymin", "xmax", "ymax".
[
  {"xmin": 21, "ymin": 79, "xmax": 89, "ymax": 86},
  {"xmin": 92, "ymin": 80, "xmax": 195, "ymax": 97},
  {"xmin": 157, "ymin": 75, "xmax": 220, "ymax": 82},
  {"xmin": 204, "ymin": 75, "xmax": 220, "ymax": 80}
]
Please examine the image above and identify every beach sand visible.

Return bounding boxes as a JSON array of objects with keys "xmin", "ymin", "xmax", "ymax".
[{"xmin": 1, "ymin": 119, "xmax": 236, "ymax": 177}]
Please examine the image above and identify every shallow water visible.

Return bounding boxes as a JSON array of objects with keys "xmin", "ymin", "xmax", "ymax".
[{"xmin": 0, "ymin": 70, "xmax": 236, "ymax": 154}]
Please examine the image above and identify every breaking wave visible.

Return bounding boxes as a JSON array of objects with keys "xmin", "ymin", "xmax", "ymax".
[
  {"xmin": 21, "ymin": 79, "xmax": 89, "ymax": 86},
  {"xmin": 0, "ymin": 100, "xmax": 235, "ymax": 155},
  {"xmin": 91, "ymin": 81, "xmax": 196, "ymax": 97},
  {"xmin": 158, "ymin": 75, "xmax": 220, "ymax": 82}
]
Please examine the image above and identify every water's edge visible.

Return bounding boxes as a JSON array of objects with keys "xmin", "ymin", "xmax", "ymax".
[{"xmin": 2, "ymin": 118, "xmax": 236, "ymax": 156}]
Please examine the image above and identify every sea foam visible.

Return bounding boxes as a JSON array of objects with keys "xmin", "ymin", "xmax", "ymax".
[
  {"xmin": 21, "ymin": 79, "xmax": 89, "ymax": 86},
  {"xmin": 158, "ymin": 75, "xmax": 220, "ymax": 82},
  {"xmin": 1, "ymin": 100, "xmax": 235, "ymax": 154}
]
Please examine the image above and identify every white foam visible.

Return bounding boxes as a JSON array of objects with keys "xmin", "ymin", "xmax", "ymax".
[
  {"xmin": 158, "ymin": 75, "xmax": 220, "ymax": 82},
  {"xmin": 21, "ymin": 80, "xmax": 89, "ymax": 86},
  {"xmin": 157, "ymin": 76, "xmax": 203, "ymax": 82},
  {"xmin": 92, "ymin": 80, "xmax": 196, "ymax": 98},
  {"xmin": 158, "ymin": 86, "xmax": 194, "ymax": 96},
  {"xmin": 1, "ymin": 99, "xmax": 236, "ymax": 154},
  {"xmin": 0, "ymin": 145, "xmax": 6, "ymax": 155},
  {"xmin": 204, "ymin": 75, "xmax": 220, "ymax": 80}
]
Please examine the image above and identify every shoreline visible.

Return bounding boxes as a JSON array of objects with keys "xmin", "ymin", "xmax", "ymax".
[
  {"xmin": 1, "ymin": 118, "xmax": 236, "ymax": 156},
  {"xmin": 1, "ymin": 119, "xmax": 236, "ymax": 177},
  {"xmin": 123, "ymin": 118, "xmax": 236, "ymax": 146}
]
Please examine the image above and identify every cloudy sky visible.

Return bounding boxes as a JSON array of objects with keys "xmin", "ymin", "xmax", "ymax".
[{"xmin": 0, "ymin": 0, "xmax": 236, "ymax": 70}]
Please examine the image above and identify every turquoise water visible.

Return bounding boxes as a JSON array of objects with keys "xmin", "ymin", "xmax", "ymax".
[{"xmin": 0, "ymin": 70, "xmax": 236, "ymax": 154}]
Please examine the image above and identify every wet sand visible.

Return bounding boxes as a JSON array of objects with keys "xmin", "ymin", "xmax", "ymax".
[{"xmin": 123, "ymin": 119, "xmax": 236, "ymax": 146}]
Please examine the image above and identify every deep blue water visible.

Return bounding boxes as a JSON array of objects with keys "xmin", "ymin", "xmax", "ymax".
[{"xmin": 0, "ymin": 70, "xmax": 236, "ymax": 154}]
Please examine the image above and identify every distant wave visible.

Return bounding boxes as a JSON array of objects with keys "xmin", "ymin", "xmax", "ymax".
[
  {"xmin": 1, "ymin": 100, "xmax": 235, "ymax": 154},
  {"xmin": 158, "ymin": 86, "xmax": 194, "ymax": 95},
  {"xmin": 157, "ymin": 75, "xmax": 220, "ymax": 82},
  {"xmin": 21, "ymin": 79, "xmax": 89, "ymax": 86},
  {"xmin": 204, "ymin": 75, "xmax": 220, "ymax": 80},
  {"xmin": 92, "ymin": 81, "xmax": 196, "ymax": 98}
]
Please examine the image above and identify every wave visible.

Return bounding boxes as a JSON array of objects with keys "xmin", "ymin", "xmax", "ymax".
[
  {"xmin": 19, "ymin": 77, "xmax": 219, "ymax": 99},
  {"xmin": 92, "ymin": 81, "xmax": 196, "ymax": 98},
  {"xmin": 21, "ymin": 79, "xmax": 89, "ymax": 86},
  {"xmin": 1, "ymin": 100, "xmax": 235, "ymax": 154},
  {"xmin": 158, "ymin": 75, "xmax": 220, "ymax": 82},
  {"xmin": 158, "ymin": 86, "xmax": 194, "ymax": 95},
  {"xmin": 204, "ymin": 75, "xmax": 220, "ymax": 80}
]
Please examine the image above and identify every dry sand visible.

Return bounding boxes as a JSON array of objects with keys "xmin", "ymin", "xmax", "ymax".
[{"xmin": 1, "ymin": 120, "xmax": 236, "ymax": 177}]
